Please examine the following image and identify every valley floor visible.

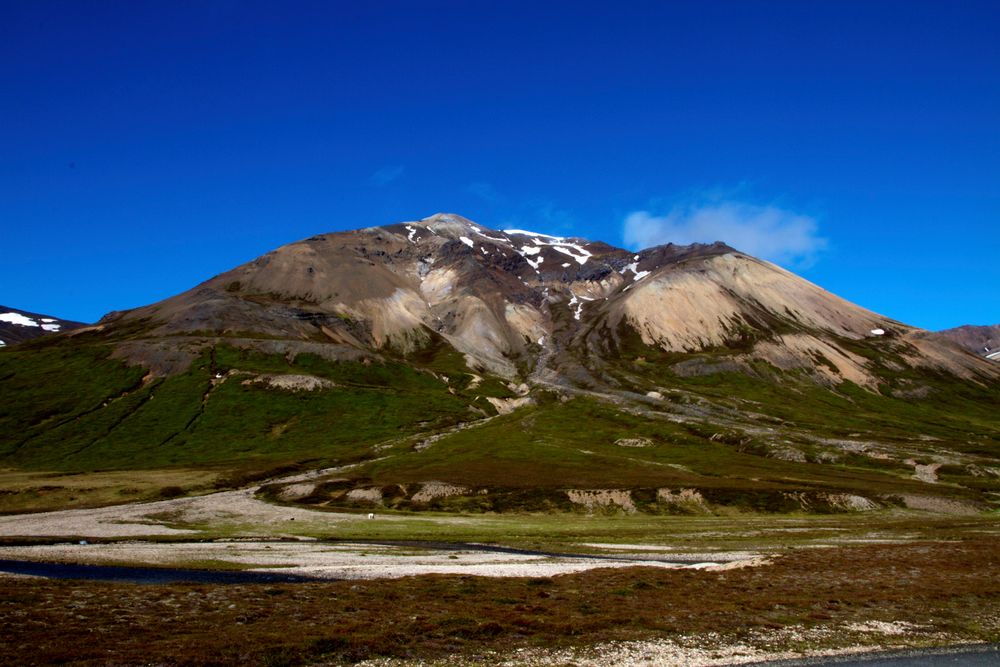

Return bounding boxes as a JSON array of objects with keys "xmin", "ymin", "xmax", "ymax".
[
  {"xmin": 2, "ymin": 478, "xmax": 1000, "ymax": 665},
  {"xmin": 1, "ymin": 535, "xmax": 999, "ymax": 666}
]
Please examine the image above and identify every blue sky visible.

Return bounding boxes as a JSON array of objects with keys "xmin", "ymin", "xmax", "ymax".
[{"xmin": 2, "ymin": 1, "xmax": 997, "ymax": 329}]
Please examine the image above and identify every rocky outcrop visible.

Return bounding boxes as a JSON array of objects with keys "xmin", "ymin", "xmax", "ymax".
[{"xmin": 566, "ymin": 489, "xmax": 637, "ymax": 513}]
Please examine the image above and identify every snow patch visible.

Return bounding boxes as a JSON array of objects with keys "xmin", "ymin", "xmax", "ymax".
[
  {"xmin": 508, "ymin": 232, "xmax": 593, "ymax": 267},
  {"xmin": 40, "ymin": 323, "xmax": 61, "ymax": 332},
  {"xmin": 474, "ymin": 230, "xmax": 510, "ymax": 244},
  {"xmin": 514, "ymin": 244, "xmax": 545, "ymax": 271},
  {"xmin": 0, "ymin": 312, "xmax": 39, "ymax": 327},
  {"xmin": 405, "ymin": 225, "xmax": 418, "ymax": 243},
  {"xmin": 516, "ymin": 234, "xmax": 592, "ymax": 265},
  {"xmin": 504, "ymin": 228, "xmax": 565, "ymax": 241},
  {"xmin": 459, "ymin": 236, "xmax": 474, "ymax": 248},
  {"xmin": 568, "ymin": 295, "xmax": 583, "ymax": 321},
  {"xmin": 561, "ymin": 262, "xmax": 571, "ymax": 268},
  {"xmin": 552, "ymin": 244, "xmax": 591, "ymax": 265},
  {"xmin": 621, "ymin": 262, "xmax": 650, "ymax": 282},
  {"xmin": 870, "ymin": 328, "xmax": 885, "ymax": 336}
]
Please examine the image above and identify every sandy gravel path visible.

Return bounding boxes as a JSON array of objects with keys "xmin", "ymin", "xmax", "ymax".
[
  {"xmin": 0, "ymin": 540, "xmax": 764, "ymax": 580},
  {"xmin": 0, "ymin": 487, "xmax": 371, "ymax": 538}
]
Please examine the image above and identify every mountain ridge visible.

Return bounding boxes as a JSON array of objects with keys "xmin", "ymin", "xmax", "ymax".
[
  {"xmin": 0, "ymin": 305, "xmax": 85, "ymax": 347},
  {"xmin": 934, "ymin": 324, "xmax": 1000, "ymax": 360},
  {"xmin": 84, "ymin": 213, "xmax": 995, "ymax": 389}
]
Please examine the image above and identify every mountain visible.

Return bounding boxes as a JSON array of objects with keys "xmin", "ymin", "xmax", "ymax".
[
  {"xmin": 934, "ymin": 324, "xmax": 1000, "ymax": 360},
  {"xmin": 95, "ymin": 213, "xmax": 993, "ymax": 385},
  {"xmin": 0, "ymin": 306, "xmax": 84, "ymax": 347},
  {"xmin": 2, "ymin": 214, "xmax": 998, "ymax": 514}
]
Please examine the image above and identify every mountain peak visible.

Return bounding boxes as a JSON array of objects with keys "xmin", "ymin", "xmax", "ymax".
[
  {"xmin": 420, "ymin": 212, "xmax": 475, "ymax": 225},
  {"xmin": 414, "ymin": 212, "xmax": 480, "ymax": 236}
]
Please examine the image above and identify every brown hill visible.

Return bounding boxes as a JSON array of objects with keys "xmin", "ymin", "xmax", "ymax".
[{"xmin": 94, "ymin": 213, "xmax": 996, "ymax": 389}]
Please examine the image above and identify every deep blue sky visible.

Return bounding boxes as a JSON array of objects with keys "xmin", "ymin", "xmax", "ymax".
[{"xmin": 2, "ymin": 1, "xmax": 997, "ymax": 329}]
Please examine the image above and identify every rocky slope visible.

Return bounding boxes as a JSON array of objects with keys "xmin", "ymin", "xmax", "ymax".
[{"xmin": 934, "ymin": 324, "xmax": 1000, "ymax": 360}]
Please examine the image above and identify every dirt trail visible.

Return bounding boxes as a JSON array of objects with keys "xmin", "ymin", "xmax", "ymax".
[
  {"xmin": 0, "ymin": 487, "xmax": 353, "ymax": 538},
  {"xmin": 412, "ymin": 414, "xmax": 501, "ymax": 452}
]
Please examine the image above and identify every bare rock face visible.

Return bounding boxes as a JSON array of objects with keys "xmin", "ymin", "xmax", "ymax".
[
  {"xmin": 615, "ymin": 438, "xmax": 654, "ymax": 448},
  {"xmin": 933, "ymin": 324, "xmax": 1000, "ymax": 360},
  {"xmin": 91, "ymin": 213, "xmax": 999, "ymax": 387},
  {"xmin": 566, "ymin": 489, "xmax": 637, "ymax": 513}
]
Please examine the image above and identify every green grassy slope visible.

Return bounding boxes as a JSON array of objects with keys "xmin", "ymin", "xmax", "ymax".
[
  {"xmin": 0, "ymin": 337, "xmax": 494, "ymax": 473},
  {"xmin": 313, "ymin": 392, "xmax": 991, "ymax": 514},
  {"xmin": 2, "ymin": 327, "xmax": 999, "ymax": 513}
]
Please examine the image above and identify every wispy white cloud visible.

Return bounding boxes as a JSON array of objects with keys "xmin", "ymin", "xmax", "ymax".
[
  {"xmin": 467, "ymin": 181, "xmax": 502, "ymax": 203},
  {"xmin": 499, "ymin": 200, "xmax": 577, "ymax": 235},
  {"xmin": 369, "ymin": 165, "xmax": 404, "ymax": 186},
  {"xmin": 470, "ymin": 185, "xmax": 577, "ymax": 235},
  {"xmin": 623, "ymin": 199, "xmax": 827, "ymax": 267},
  {"xmin": 534, "ymin": 201, "xmax": 575, "ymax": 230}
]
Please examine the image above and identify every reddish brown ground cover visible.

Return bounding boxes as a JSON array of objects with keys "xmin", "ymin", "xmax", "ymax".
[{"xmin": 2, "ymin": 537, "xmax": 1000, "ymax": 666}]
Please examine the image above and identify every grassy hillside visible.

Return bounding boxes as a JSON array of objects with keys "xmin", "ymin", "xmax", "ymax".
[
  {"xmin": 3, "ymin": 328, "xmax": 1000, "ymax": 514},
  {"xmin": 0, "ymin": 337, "xmax": 496, "ymax": 474},
  {"xmin": 275, "ymin": 391, "xmax": 993, "ymax": 514}
]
